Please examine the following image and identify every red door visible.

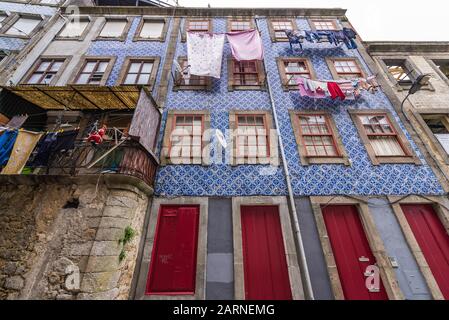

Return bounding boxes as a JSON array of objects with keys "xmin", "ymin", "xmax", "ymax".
[
  {"xmin": 401, "ymin": 204, "xmax": 449, "ymax": 299},
  {"xmin": 322, "ymin": 205, "xmax": 388, "ymax": 300},
  {"xmin": 241, "ymin": 205, "xmax": 292, "ymax": 300},
  {"xmin": 146, "ymin": 205, "xmax": 199, "ymax": 295}
]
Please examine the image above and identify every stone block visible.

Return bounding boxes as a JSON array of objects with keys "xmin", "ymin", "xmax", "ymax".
[
  {"xmin": 99, "ymin": 217, "xmax": 129, "ymax": 229},
  {"xmin": 85, "ymin": 256, "xmax": 120, "ymax": 273},
  {"xmin": 77, "ymin": 288, "xmax": 119, "ymax": 300},
  {"xmin": 103, "ymin": 206, "xmax": 134, "ymax": 219},
  {"xmin": 106, "ymin": 195, "xmax": 138, "ymax": 208},
  {"xmin": 95, "ymin": 228, "xmax": 123, "ymax": 241},
  {"xmin": 4, "ymin": 276, "xmax": 24, "ymax": 290},
  {"xmin": 80, "ymin": 271, "xmax": 121, "ymax": 293},
  {"xmin": 90, "ymin": 241, "xmax": 121, "ymax": 256}
]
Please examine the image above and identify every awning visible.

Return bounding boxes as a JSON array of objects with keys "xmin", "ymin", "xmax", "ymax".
[{"xmin": 1, "ymin": 85, "xmax": 142, "ymax": 110}]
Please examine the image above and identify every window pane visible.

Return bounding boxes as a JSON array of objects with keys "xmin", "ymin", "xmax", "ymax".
[
  {"xmin": 99, "ymin": 20, "xmax": 127, "ymax": 37},
  {"xmin": 124, "ymin": 73, "xmax": 137, "ymax": 84},
  {"xmin": 140, "ymin": 21, "xmax": 164, "ymax": 38},
  {"xmin": 141, "ymin": 62, "xmax": 153, "ymax": 73},
  {"xmin": 27, "ymin": 74, "xmax": 42, "ymax": 84},
  {"xmin": 97, "ymin": 62, "xmax": 108, "ymax": 72},
  {"xmin": 76, "ymin": 74, "xmax": 89, "ymax": 84},
  {"xmin": 83, "ymin": 62, "xmax": 96, "ymax": 73},
  {"xmin": 128, "ymin": 62, "xmax": 141, "ymax": 73},
  {"xmin": 137, "ymin": 73, "xmax": 150, "ymax": 85},
  {"xmin": 6, "ymin": 17, "xmax": 41, "ymax": 36}
]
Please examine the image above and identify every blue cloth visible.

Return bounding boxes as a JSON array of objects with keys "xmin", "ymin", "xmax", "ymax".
[
  {"xmin": 32, "ymin": 132, "xmax": 58, "ymax": 166},
  {"xmin": 0, "ymin": 130, "xmax": 18, "ymax": 166},
  {"xmin": 285, "ymin": 30, "xmax": 303, "ymax": 50}
]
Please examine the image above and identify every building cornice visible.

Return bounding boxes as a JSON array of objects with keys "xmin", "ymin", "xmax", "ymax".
[
  {"xmin": 365, "ymin": 41, "xmax": 449, "ymax": 54},
  {"xmin": 62, "ymin": 6, "xmax": 347, "ymax": 18}
]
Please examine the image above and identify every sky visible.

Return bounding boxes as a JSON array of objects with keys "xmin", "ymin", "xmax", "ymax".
[{"xmin": 177, "ymin": 0, "xmax": 448, "ymax": 42}]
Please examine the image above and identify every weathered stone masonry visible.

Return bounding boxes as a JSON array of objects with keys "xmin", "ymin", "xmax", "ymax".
[{"xmin": 0, "ymin": 176, "xmax": 150, "ymax": 300}]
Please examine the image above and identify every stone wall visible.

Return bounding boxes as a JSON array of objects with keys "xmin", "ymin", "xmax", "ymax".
[{"xmin": 0, "ymin": 176, "xmax": 150, "ymax": 300}]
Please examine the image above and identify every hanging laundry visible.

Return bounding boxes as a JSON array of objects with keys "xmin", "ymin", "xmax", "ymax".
[
  {"xmin": 337, "ymin": 80, "xmax": 359, "ymax": 100},
  {"xmin": 327, "ymin": 82, "xmax": 346, "ymax": 100},
  {"xmin": 1, "ymin": 130, "xmax": 42, "ymax": 174},
  {"xmin": 32, "ymin": 132, "xmax": 58, "ymax": 166},
  {"xmin": 297, "ymin": 78, "xmax": 327, "ymax": 99},
  {"xmin": 187, "ymin": 31, "xmax": 225, "ymax": 78},
  {"xmin": 285, "ymin": 30, "xmax": 305, "ymax": 50},
  {"xmin": 226, "ymin": 29, "xmax": 264, "ymax": 61},
  {"xmin": 51, "ymin": 129, "xmax": 79, "ymax": 153},
  {"xmin": 299, "ymin": 28, "xmax": 358, "ymax": 50},
  {"xmin": 6, "ymin": 115, "xmax": 28, "ymax": 129},
  {"xmin": 0, "ymin": 129, "xmax": 18, "ymax": 166}
]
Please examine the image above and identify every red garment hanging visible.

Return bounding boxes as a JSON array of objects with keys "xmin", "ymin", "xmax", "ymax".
[{"xmin": 327, "ymin": 82, "xmax": 346, "ymax": 100}]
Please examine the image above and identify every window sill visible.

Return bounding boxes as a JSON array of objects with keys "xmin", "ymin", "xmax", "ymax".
[
  {"xmin": 372, "ymin": 156, "xmax": 422, "ymax": 165},
  {"xmin": 302, "ymin": 157, "xmax": 350, "ymax": 166},
  {"xmin": 133, "ymin": 37, "xmax": 165, "ymax": 42},
  {"xmin": 54, "ymin": 36, "xmax": 85, "ymax": 41},
  {"xmin": 173, "ymin": 85, "xmax": 211, "ymax": 91},
  {"xmin": 94, "ymin": 36, "xmax": 126, "ymax": 42},
  {"xmin": 228, "ymin": 85, "xmax": 266, "ymax": 91}
]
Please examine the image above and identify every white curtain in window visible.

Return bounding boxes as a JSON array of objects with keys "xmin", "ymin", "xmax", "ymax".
[
  {"xmin": 435, "ymin": 134, "xmax": 449, "ymax": 154},
  {"xmin": 140, "ymin": 21, "xmax": 164, "ymax": 38},
  {"xmin": 370, "ymin": 136, "xmax": 405, "ymax": 156},
  {"xmin": 6, "ymin": 17, "xmax": 41, "ymax": 36},
  {"xmin": 99, "ymin": 20, "xmax": 127, "ymax": 37},
  {"xmin": 59, "ymin": 20, "xmax": 88, "ymax": 37}
]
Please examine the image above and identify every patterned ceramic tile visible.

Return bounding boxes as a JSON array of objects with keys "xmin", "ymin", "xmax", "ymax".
[{"xmin": 86, "ymin": 17, "xmax": 445, "ymax": 197}]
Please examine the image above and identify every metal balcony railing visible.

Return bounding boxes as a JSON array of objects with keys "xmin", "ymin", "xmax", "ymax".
[{"xmin": 30, "ymin": 139, "xmax": 158, "ymax": 187}]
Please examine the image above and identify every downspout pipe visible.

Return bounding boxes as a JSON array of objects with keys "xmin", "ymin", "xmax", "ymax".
[{"xmin": 255, "ymin": 18, "xmax": 314, "ymax": 300}]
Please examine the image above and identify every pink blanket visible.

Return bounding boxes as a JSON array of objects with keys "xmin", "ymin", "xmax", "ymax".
[{"xmin": 226, "ymin": 29, "xmax": 264, "ymax": 61}]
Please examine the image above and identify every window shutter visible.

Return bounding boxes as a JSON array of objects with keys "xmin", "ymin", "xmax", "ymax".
[{"xmin": 257, "ymin": 61, "xmax": 266, "ymax": 86}]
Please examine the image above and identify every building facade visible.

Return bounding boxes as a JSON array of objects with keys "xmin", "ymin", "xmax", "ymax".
[{"xmin": 0, "ymin": 5, "xmax": 448, "ymax": 300}]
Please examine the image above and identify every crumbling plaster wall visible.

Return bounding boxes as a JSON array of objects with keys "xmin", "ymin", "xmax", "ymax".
[{"xmin": 0, "ymin": 177, "xmax": 150, "ymax": 300}]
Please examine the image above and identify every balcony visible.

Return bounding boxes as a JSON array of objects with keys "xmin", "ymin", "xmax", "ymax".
[{"xmin": 28, "ymin": 139, "xmax": 159, "ymax": 188}]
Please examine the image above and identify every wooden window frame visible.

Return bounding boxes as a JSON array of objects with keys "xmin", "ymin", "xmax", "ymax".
[
  {"xmin": 133, "ymin": 17, "xmax": 169, "ymax": 42},
  {"xmin": 0, "ymin": 13, "xmax": 45, "ymax": 39},
  {"xmin": 412, "ymin": 109, "xmax": 449, "ymax": 165},
  {"xmin": 267, "ymin": 18, "xmax": 297, "ymax": 42},
  {"xmin": 172, "ymin": 56, "xmax": 212, "ymax": 91},
  {"xmin": 348, "ymin": 109, "xmax": 421, "ymax": 165},
  {"xmin": 290, "ymin": 110, "xmax": 350, "ymax": 166},
  {"xmin": 117, "ymin": 56, "xmax": 160, "ymax": 90},
  {"xmin": 388, "ymin": 195, "xmax": 449, "ymax": 300},
  {"xmin": 376, "ymin": 56, "xmax": 434, "ymax": 92},
  {"xmin": 181, "ymin": 18, "xmax": 212, "ymax": 42},
  {"xmin": 161, "ymin": 110, "xmax": 211, "ymax": 166},
  {"xmin": 95, "ymin": 16, "xmax": 133, "ymax": 42},
  {"xmin": 21, "ymin": 55, "xmax": 71, "ymax": 85},
  {"xmin": 69, "ymin": 55, "xmax": 116, "ymax": 86},
  {"xmin": 226, "ymin": 17, "xmax": 255, "ymax": 32},
  {"xmin": 55, "ymin": 15, "xmax": 92, "ymax": 41},
  {"xmin": 310, "ymin": 196, "xmax": 404, "ymax": 300},
  {"xmin": 326, "ymin": 57, "xmax": 367, "ymax": 80},
  {"xmin": 229, "ymin": 110, "xmax": 278, "ymax": 166},
  {"xmin": 308, "ymin": 18, "xmax": 339, "ymax": 31},
  {"xmin": 276, "ymin": 57, "xmax": 316, "ymax": 91},
  {"xmin": 227, "ymin": 58, "xmax": 266, "ymax": 91}
]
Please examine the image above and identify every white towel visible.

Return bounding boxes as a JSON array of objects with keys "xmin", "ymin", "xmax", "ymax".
[{"xmin": 187, "ymin": 32, "xmax": 225, "ymax": 79}]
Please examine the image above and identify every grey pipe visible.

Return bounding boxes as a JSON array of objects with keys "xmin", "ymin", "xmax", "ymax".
[{"xmin": 255, "ymin": 18, "xmax": 314, "ymax": 300}]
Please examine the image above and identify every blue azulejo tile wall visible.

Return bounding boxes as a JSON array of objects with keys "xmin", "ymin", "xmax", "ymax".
[
  {"xmin": 122, "ymin": 16, "xmax": 442, "ymax": 197},
  {"xmin": 86, "ymin": 16, "xmax": 173, "ymax": 100}
]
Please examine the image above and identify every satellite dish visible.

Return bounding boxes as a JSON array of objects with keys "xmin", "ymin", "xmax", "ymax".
[{"xmin": 215, "ymin": 129, "xmax": 227, "ymax": 149}]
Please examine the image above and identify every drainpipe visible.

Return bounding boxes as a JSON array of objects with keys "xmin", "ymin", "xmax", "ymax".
[{"xmin": 255, "ymin": 18, "xmax": 314, "ymax": 300}]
